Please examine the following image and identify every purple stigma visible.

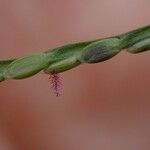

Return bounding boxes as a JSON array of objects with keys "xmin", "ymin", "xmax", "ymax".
[{"xmin": 49, "ymin": 73, "xmax": 62, "ymax": 97}]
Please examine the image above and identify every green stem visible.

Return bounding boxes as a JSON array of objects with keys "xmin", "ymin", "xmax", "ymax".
[
  {"xmin": 0, "ymin": 25, "xmax": 150, "ymax": 82},
  {"xmin": 119, "ymin": 25, "xmax": 150, "ymax": 49}
]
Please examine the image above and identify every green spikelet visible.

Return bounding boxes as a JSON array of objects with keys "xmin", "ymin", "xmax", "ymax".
[{"xmin": 0, "ymin": 25, "xmax": 149, "ymax": 82}]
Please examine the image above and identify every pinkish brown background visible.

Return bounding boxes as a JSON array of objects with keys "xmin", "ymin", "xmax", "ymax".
[{"xmin": 0, "ymin": 0, "xmax": 150, "ymax": 150}]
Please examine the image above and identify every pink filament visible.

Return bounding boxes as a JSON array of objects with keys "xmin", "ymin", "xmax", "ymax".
[{"xmin": 49, "ymin": 73, "xmax": 61, "ymax": 96}]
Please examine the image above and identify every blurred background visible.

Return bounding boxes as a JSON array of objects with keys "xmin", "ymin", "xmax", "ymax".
[{"xmin": 0, "ymin": 0, "xmax": 150, "ymax": 149}]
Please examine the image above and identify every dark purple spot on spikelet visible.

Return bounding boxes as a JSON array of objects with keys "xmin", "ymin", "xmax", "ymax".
[{"xmin": 49, "ymin": 73, "xmax": 62, "ymax": 97}]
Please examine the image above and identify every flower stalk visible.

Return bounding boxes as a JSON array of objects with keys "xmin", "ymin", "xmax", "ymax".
[{"xmin": 0, "ymin": 25, "xmax": 150, "ymax": 82}]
